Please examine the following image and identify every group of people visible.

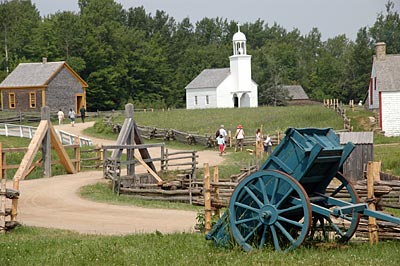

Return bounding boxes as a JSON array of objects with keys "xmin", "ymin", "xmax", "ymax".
[
  {"xmin": 216, "ymin": 124, "xmax": 272, "ymax": 155},
  {"xmin": 57, "ymin": 106, "xmax": 86, "ymax": 126}
]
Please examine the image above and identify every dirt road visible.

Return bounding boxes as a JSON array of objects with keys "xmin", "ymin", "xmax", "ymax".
[{"xmin": 16, "ymin": 121, "xmax": 226, "ymax": 234}]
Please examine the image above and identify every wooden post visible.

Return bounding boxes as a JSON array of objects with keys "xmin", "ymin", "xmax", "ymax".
[
  {"xmin": 0, "ymin": 143, "xmax": 6, "ymax": 233},
  {"xmin": 228, "ymin": 130, "xmax": 232, "ymax": 147},
  {"xmin": 213, "ymin": 166, "xmax": 220, "ymax": 218},
  {"xmin": 74, "ymin": 137, "xmax": 81, "ymax": 172},
  {"xmin": 41, "ymin": 107, "xmax": 51, "ymax": 178},
  {"xmin": 204, "ymin": 163, "xmax": 212, "ymax": 234},
  {"xmin": 126, "ymin": 104, "xmax": 135, "ymax": 176},
  {"xmin": 367, "ymin": 161, "xmax": 379, "ymax": 244}
]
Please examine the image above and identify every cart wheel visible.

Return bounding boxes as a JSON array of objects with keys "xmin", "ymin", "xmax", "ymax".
[
  {"xmin": 229, "ymin": 170, "xmax": 312, "ymax": 251},
  {"xmin": 310, "ymin": 172, "xmax": 360, "ymax": 242}
]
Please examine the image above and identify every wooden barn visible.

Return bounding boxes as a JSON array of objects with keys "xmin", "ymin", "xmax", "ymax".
[
  {"xmin": 0, "ymin": 58, "xmax": 88, "ymax": 114},
  {"xmin": 338, "ymin": 131, "xmax": 374, "ymax": 182},
  {"xmin": 282, "ymin": 85, "xmax": 310, "ymax": 105}
]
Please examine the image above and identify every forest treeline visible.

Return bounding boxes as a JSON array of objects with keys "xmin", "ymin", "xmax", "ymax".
[{"xmin": 0, "ymin": 0, "xmax": 399, "ymax": 111}]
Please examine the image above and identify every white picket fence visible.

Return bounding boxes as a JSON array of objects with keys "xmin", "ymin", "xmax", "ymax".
[{"xmin": 0, "ymin": 123, "xmax": 93, "ymax": 147}]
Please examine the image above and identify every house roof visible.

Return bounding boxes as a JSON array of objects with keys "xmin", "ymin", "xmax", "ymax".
[
  {"xmin": 283, "ymin": 85, "xmax": 309, "ymax": 100},
  {"xmin": 374, "ymin": 54, "xmax": 400, "ymax": 92},
  {"xmin": 0, "ymin": 61, "xmax": 88, "ymax": 88},
  {"xmin": 338, "ymin": 131, "xmax": 373, "ymax": 144},
  {"xmin": 185, "ymin": 68, "xmax": 230, "ymax": 89}
]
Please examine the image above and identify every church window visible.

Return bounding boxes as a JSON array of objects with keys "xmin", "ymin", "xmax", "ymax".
[
  {"xmin": 195, "ymin": 96, "xmax": 198, "ymax": 105},
  {"xmin": 206, "ymin": 95, "xmax": 209, "ymax": 104}
]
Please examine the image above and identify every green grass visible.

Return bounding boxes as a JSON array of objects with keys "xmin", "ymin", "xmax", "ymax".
[
  {"xmin": 80, "ymin": 182, "xmax": 201, "ymax": 211},
  {"xmin": 132, "ymin": 105, "xmax": 344, "ymax": 135},
  {"xmin": 0, "ymin": 226, "xmax": 399, "ymax": 266}
]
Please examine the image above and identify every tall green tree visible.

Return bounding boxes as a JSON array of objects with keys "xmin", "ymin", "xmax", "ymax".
[{"xmin": 369, "ymin": 0, "xmax": 400, "ymax": 54}]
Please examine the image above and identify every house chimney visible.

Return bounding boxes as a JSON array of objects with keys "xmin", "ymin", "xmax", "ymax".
[
  {"xmin": 375, "ymin": 42, "xmax": 386, "ymax": 61},
  {"xmin": 42, "ymin": 57, "xmax": 47, "ymax": 64}
]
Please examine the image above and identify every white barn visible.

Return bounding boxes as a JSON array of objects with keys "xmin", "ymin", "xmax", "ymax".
[
  {"xmin": 367, "ymin": 42, "xmax": 400, "ymax": 136},
  {"xmin": 185, "ymin": 28, "xmax": 258, "ymax": 109}
]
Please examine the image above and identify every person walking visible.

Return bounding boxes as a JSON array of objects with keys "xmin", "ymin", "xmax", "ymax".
[
  {"xmin": 80, "ymin": 106, "xmax": 86, "ymax": 123},
  {"xmin": 57, "ymin": 109, "xmax": 65, "ymax": 125},
  {"xmin": 263, "ymin": 134, "xmax": 272, "ymax": 154},
  {"xmin": 216, "ymin": 134, "xmax": 225, "ymax": 156},
  {"xmin": 218, "ymin": 124, "xmax": 228, "ymax": 152},
  {"xmin": 234, "ymin": 124, "xmax": 245, "ymax": 152},
  {"xmin": 68, "ymin": 108, "xmax": 76, "ymax": 127}
]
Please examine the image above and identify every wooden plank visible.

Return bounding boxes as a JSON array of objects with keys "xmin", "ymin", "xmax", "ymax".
[
  {"xmin": 49, "ymin": 124, "xmax": 76, "ymax": 174},
  {"xmin": 134, "ymin": 123, "xmax": 156, "ymax": 172},
  {"xmin": 133, "ymin": 151, "xmax": 163, "ymax": 184},
  {"xmin": 111, "ymin": 117, "xmax": 132, "ymax": 159},
  {"xmin": 13, "ymin": 120, "xmax": 48, "ymax": 181}
]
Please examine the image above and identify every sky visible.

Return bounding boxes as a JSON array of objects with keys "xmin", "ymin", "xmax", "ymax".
[{"xmin": 31, "ymin": 0, "xmax": 399, "ymax": 40}]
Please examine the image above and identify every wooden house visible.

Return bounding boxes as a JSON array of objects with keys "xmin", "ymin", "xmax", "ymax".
[
  {"xmin": 282, "ymin": 85, "xmax": 310, "ymax": 105},
  {"xmin": 0, "ymin": 59, "xmax": 88, "ymax": 114},
  {"xmin": 367, "ymin": 42, "xmax": 400, "ymax": 136},
  {"xmin": 338, "ymin": 131, "xmax": 373, "ymax": 182}
]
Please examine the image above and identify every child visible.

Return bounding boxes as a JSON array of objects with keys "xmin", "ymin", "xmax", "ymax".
[
  {"xmin": 263, "ymin": 135, "xmax": 272, "ymax": 154},
  {"xmin": 217, "ymin": 134, "xmax": 225, "ymax": 156}
]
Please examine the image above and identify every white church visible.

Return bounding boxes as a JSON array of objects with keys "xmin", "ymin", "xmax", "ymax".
[{"xmin": 185, "ymin": 27, "xmax": 258, "ymax": 109}]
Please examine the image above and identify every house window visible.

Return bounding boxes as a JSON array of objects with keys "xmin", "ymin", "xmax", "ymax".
[
  {"xmin": 9, "ymin": 92, "xmax": 16, "ymax": 109},
  {"xmin": 29, "ymin": 92, "xmax": 36, "ymax": 108},
  {"xmin": 195, "ymin": 96, "xmax": 198, "ymax": 105},
  {"xmin": 206, "ymin": 95, "xmax": 209, "ymax": 105}
]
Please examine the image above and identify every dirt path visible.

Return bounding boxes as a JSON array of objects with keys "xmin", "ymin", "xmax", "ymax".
[{"xmin": 16, "ymin": 121, "xmax": 227, "ymax": 235}]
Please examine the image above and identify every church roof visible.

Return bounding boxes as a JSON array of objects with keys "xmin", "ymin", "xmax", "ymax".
[
  {"xmin": 185, "ymin": 68, "xmax": 230, "ymax": 89},
  {"xmin": 283, "ymin": 85, "xmax": 309, "ymax": 100},
  {"xmin": 374, "ymin": 54, "xmax": 400, "ymax": 92}
]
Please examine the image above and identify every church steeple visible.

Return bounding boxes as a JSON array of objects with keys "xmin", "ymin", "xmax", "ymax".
[{"xmin": 232, "ymin": 24, "xmax": 247, "ymax": 55}]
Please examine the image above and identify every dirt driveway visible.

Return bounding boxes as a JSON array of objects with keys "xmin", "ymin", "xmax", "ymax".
[{"xmin": 15, "ymin": 121, "xmax": 226, "ymax": 234}]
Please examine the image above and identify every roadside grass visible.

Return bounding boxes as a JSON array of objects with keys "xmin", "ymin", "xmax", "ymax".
[
  {"xmin": 79, "ymin": 182, "xmax": 201, "ymax": 211},
  {"xmin": 0, "ymin": 226, "xmax": 399, "ymax": 266}
]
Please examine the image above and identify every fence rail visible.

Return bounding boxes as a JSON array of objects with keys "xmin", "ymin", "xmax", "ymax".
[{"xmin": 0, "ymin": 123, "xmax": 93, "ymax": 147}]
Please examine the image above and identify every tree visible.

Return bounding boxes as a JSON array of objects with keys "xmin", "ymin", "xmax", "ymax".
[{"xmin": 369, "ymin": 1, "xmax": 400, "ymax": 54}]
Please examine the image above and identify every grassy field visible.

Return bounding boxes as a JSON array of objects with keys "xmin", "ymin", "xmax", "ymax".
[
  {"xmin": 0, "ymin": 226, "xmax": 399, "ymax": 266},
  {"xmin": 1, "ymin": 105, "xmax": 400, "ymax": 264}
]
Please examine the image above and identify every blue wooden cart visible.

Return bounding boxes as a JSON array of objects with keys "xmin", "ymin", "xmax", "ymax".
[{"xmin": 207, "ymin": 128, "xmax": 400, "ymax": 251}]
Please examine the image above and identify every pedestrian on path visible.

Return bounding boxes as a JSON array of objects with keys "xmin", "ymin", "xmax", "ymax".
[
  {"xmin": 234, "ymin": 124, "xmax": 245, "ymax": 152},
  {"xmin": 68, "ymin": 108, "xmax": 76, "ymax": 127},
  {"xmin": 57, "ymin": 109, "xmax": 65, "ymax": 125},
  {"xmin": 217, "ymin": 124, "xmax": 228, "ymax": 152},
  {"xmin": 80, "ymin": 106, "xmax": 86, "ymax": 123},
  {"xmin": 216, "ymin": 134, "xmax": 225, "ymax": 156}
]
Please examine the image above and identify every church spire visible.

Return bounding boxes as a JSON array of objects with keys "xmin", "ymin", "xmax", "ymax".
[{"xmin": 232, "ymin": 23, "xmax": 247, "ymax": 55}]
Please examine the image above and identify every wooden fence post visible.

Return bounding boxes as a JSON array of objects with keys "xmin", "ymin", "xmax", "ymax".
[
  {"xmin": 204, "ymin": 163, "xmax": 212, "ymax": 234},
  {"xmin": 0, "ymin": 143, "xmax": 5, "ymax": 233},
  {"xmin": 74, "ymin": 137, "xmax": 81, "ymax": 172},
  {"xmin": 213, "ymin": 165, "xmax": 220, "ymax": 218},
  {"xmin": 367, "ymin": 161, "xmax": 379, "ymax": 244}
]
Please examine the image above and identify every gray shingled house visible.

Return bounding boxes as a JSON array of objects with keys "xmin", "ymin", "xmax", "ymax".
[
  {"xmin": 282, "ymin": 85, "xmax": 310, "ymax": 105},
  {"xmin": 0, "ymin": 59, "xmax": 88, "ymax": 114}
]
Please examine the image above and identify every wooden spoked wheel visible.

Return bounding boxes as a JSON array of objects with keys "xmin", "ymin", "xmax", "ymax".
[
  {"xmin": 310, "ymin": 172, "xmax": 361, "ymax": 243},
  {"xmin": 229, "ymin": 170, "xmax": 312, "ymax": 251}
]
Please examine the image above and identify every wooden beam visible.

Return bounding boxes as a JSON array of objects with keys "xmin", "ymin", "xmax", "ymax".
[
  {"xmin": 0, "ymin": 143, "xmax": 6, "ymax": 233},
  {"xmin": 133, "ymin": 151, "xmax": 163, "ymax": 184},
  {"xmin": 204, "ymin": 163, "xmax": 212, "ymax": 234},
  {"xmin": 367, "ymin": 161, "xmax": 379, "ymax": 244},
  {"xmin": 13, "ymin": 120, "xmax": 48, "ymax": 181},
  {"xmin": 49, "ymin": 124, "xmax": 76, "ymax": 174}
]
